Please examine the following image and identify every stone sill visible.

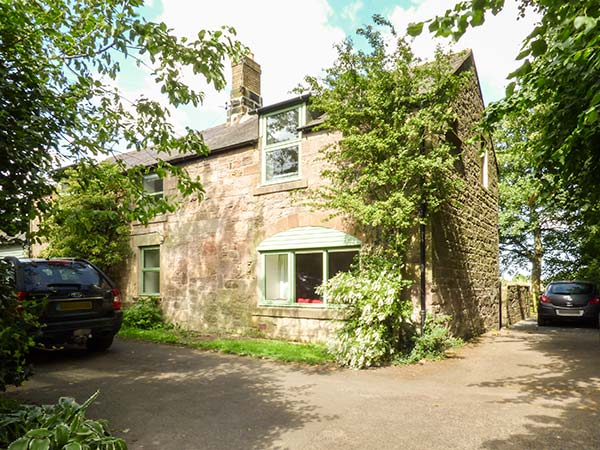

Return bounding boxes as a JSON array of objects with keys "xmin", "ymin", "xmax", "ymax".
[
  {"xmin": 132, "ymin": 214, "xmax": 168, "ymax": 226},
  {"xmin": 253, "ymin": 306, "xmax": 343, "ymax": 321},
  {"xmin": 253, "ymin": 179, "xmax": 308, "ymax": 196}
]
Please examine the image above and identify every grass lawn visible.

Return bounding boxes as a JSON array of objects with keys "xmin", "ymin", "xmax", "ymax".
[{"xmin": 118, "ymin": 326, "xmax": 333, "ymax": 365}]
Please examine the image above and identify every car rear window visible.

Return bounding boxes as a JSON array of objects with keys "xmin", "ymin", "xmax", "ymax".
[
  {"xmin": 548, "ymin": 282, "xmax": 594, "ymax": 295},
  {"xmin": 22, "ymin": 261, "xmax": 105, "ymax": 290}
]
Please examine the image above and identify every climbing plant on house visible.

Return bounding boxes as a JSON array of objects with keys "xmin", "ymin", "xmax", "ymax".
[{"xmin": 302, "ymin": 18, "xmax": 468, "ymax": 368}]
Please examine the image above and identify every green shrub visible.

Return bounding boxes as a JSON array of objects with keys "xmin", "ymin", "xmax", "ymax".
[
  {"xmin": 0, "ymin": 391, "xmax": 126, "ymax": 450},
  {"xmin": 320, "ymin": 266, "xmax": 412, "ymax": 369},
  {"xmin": 122, "ymin": 297, "xmax": 167, "ymax": 330},
  {"xmin": 399, "ymin": 314, "xmax": 463, "ymax": 364},
  {"xmin": 0, "ymin": 260, "xmax": 41, "ymax": 391}
]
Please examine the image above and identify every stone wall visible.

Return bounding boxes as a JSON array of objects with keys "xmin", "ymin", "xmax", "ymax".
[
  {"xmin": 120, "ymin": 126, "xmax": 350, "ymax": 340},
  {"xmin": 119, "ymin": 56, "xmax": 500, "ymax": 343},
  {"xmin": 428, "ymin": 61, "xmax": 500, "ymax": 338},
  {"xmin": 502, "ymin": 283, "xmax": 531, "ymax": 326}
]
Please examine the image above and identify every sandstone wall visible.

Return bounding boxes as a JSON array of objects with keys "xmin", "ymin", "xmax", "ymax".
[
  {"xmin": 502, "ymin": 282, "xmax": 531, "ymax": 326},
  {"xmin": 120, "ymin": 59, "xmax": 500, "ymax": 342},
  {"xmin": 429, "ymin": 67, "xmax": 500, "ymax": 338},
  {"xmin": 120, "ymin": 127, "xmax": 349, "ymax": 341}
]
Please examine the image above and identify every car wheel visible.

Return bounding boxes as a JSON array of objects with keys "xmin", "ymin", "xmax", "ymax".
[
  {"xmin": 86, "ymin": 335, "xmax": 114, "ymax": 352},
  {"xmin": 537, "ymin": 315, "xmax": 547, "ymax": 327}
]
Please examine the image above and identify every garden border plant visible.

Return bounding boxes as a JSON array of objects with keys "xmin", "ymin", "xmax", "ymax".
[{"xmin": 0, "ymin": 391, "xmax": 126, "ymax": 450}]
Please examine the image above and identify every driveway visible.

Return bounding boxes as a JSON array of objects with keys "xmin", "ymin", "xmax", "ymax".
[{"xmin": 5, "ymin": 319, "xmax": 600, "ymax": 449}]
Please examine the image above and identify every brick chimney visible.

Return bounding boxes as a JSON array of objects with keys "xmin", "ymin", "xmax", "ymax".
[{"xmin": 227, "ymin": 52, "xmax": 262, "ymax": 124}]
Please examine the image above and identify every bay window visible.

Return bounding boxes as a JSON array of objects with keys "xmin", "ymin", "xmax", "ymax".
[{"xmin": 258, "ymin": 227, "xmax": 361, "ymax": 306}]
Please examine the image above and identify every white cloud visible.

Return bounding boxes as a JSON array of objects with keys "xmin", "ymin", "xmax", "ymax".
[
  {"xmin": 114, "ymin": 0, "xmax": 540, "ymax": 135},
  {"xmin": 389, "ymin": 0, "xmax": 540, "ymax": 104},
  {"xmin": 155, "ymin": 0, "xmax": 346, "ymax": 130},
  {"xmin": 341, "ymin": 1, "xmax": 364, "ymax": 24}
]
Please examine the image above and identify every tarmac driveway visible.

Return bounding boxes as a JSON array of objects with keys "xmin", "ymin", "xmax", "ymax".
[{"xmin": 5, "ymin": 319, "xmax": 600, "ymax": 450}]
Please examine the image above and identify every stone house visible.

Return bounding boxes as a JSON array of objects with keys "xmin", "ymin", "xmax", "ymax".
[{"xmin": 115, "ymin": 50, "xmax": 499, "ymax": 342}]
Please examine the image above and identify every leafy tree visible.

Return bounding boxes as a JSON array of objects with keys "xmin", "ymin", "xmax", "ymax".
[
  {"xmin": 303, "ymin": 18, "xmax": 467, "ymax": 263},
  {"xmin": 0, "ymin": 0, "xmax": 244, "ymax": 389},
  {"xmin": 495, "ymin": 118, "xmax": 574, "ymax": 297},
  {"xmin": 0, "ymin": 261, "xmax": 40, "ymax": 392},
  {"xmin": 409, "ymin": 1, "xmax": 599, "ymax": 284},
  {"xmin": 1, "ymin": 0, "xmax": 245, "ymax": 241},
  {"xmin": 39, "ymin": 162, "xmax": 150, "ymax": 279},
  {"xmin": 302, "ymin": 18, "xmax": 467, "ymax": 366}
]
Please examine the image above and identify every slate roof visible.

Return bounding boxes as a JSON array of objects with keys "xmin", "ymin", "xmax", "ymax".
[
  {"xmin": 112, "ymin": 115, "xmax": 259, "ymax": 169},
  {"xmin": 111, "ymin": 50, "xmax": 477, "ymax": 169}
]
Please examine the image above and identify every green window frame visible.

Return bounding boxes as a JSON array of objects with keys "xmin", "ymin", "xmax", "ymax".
[
  {"xmin": 260, "ymin": 247, "xmax": 359, "ymax": 306},
  {"xmin": 140, "ymin": 246, "xmax": 160, "ymax": 295},
  {"xmin": 260, "ymin": 103, "xmax": 306, "ymax": 184}
]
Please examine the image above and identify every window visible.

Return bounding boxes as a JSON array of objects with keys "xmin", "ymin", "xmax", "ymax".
[
  {"xmin": 22, "ymin": 261, "xmax": 106, "ymax": 290},
  {"xmin": 261, "ymin": 249, "xmax": 359, "ymax": 305},
  {"xmin": 140, "ymin": 246, "xmax": 160, "ymax": 295},
  {"xmin": 261, "ymin": 104, "xmax": 305, "ymax": 183},
  {"xmin": 143, "ymin": 173, "xmax": 163, "ymax": 200},
  {"xmin": 258, "ymin": 227, "xmax": 361, "ymax": 306},
  {"xmin": 480, "ymin": 147, "xmax": 489, "ymax": 189}
]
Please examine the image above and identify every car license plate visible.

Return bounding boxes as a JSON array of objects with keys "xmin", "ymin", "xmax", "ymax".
[
  {"xmin": 556, "ymin": 309, "xmax": 584, "ymax": 317},
  {"xmin": 73, "ymin": 328, "xmax": 91, "ymax": 337},
  {"xmin": 58, "ymin": 301, "xmax": 92, "ymax": 311}
]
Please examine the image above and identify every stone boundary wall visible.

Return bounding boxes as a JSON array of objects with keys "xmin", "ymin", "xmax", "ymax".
[{"xmin": 502, "ymin": 282, "xmax": 532, "ymax": 326}]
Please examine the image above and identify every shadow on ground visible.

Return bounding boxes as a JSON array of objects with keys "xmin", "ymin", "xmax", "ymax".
[
  {"xmin": 6, "ymin": 340, "xmax": 339, "ymax": 450},
  {"xmin": 479, "ymin": 320, "xmax": 600, "ymax": 449}
]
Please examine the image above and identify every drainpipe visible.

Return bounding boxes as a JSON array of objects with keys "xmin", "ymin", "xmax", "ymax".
[
  {"xmin": 420, "ymin": 201, "xmax": 427, "ymax": 335},
  {"xmin": 419, "ymin": 138, "xmax": 427, "ymax": 335}
]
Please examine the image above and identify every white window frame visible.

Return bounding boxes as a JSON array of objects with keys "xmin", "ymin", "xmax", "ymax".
[
  {"xmin": 481, "ymin": 147, "xmax": 489, "ymax": 189},
  {"xmin": 143, "ymin": 173, "xmax": 163, "ymax": 200},
  {"xmin": 259, "ymin": 247, "xmax": 360, "ymax": 307},
  {"xmin": 260, "ymin": 103, "xmax": 306, "ymax": 185},
  {"xmin": 140, "ymin": 246, "xmax": 160, "ymax": 296}
]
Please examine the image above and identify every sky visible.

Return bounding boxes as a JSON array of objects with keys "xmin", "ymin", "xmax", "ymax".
[{"xmin": 123, "ymin": 0, "xmax": 539, "ymax": 133}]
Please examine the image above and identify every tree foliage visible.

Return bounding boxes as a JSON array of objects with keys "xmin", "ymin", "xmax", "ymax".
[
  {"xmin": 303, "ymin": 19, "xmax": 467, "ymax": 366},
  {"xmin": 1, "ymin": 0, "xmax": 245, "ymax": 240},
  {"xmin": 0, "ymin": 261, "xmax": 40, "ymax": 392},
  {"xmin": 410, "ymin": 0, "xmax": 599, "ymax": 282},
  {"xmin": 303, "ymin": 18, "xmax": 467, "ymax": 263},
  {"xmin": 38, "ymin": 162, "xmax": 154, "ymax": 278},
  {"xmin": 0, "ymin": 0, "xmax": 243, "ymax": 390},
  {"xmin": 495, "ymin": 118, "xmax": 574, "ymax": 295}
]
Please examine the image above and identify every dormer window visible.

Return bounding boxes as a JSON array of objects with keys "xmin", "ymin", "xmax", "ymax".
[
  {"xmin": 261, "ymin": 103, "xmax": 305, "ymax": 184},
  {"xmin": 143, "ymin": 173, "xmax": 163, "ymax": 200}
]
